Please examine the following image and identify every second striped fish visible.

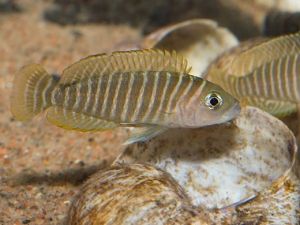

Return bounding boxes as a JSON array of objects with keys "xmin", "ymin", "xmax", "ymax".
[{"xmin": 208, "ymin": 32, "xmax": 300, "ymax": 117}]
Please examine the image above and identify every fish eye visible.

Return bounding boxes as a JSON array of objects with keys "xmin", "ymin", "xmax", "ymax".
[{"xmin": 205, "ymin": 92, "xmax": 223, "ymax": 109}]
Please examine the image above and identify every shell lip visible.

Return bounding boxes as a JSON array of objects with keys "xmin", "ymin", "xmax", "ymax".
[{"xmin": 142, "ymin": 19, "xmax": 218, "ymax": 48}]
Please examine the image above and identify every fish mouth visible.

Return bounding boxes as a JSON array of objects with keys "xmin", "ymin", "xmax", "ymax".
[
  {"xmin": 202, "ymin": 101, "xmax": 241, "ymax": 127},
  {"xmin": 221, "ymin": 102, "xmax": 241, "ymax": 122}
]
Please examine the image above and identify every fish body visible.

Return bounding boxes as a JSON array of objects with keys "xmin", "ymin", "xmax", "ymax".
[
  {"xmin": 233, "ymin": 54, "xmax": 300, "ymax": 101},
  {"xmin": 208, "ymin": 32, "xmax": 300, "ymax": 117},
  {"xmin": 11, "ymin": 49, "xmax": 240, "ymax": 143},
  {"xmin": 50, "ymin": 71, "xmax": 239, "ymax": 128}
]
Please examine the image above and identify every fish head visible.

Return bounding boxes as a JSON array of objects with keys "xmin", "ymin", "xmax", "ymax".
[{"xmin": 180, "ymin": 81, "xmax": 240, "ymax": 127}]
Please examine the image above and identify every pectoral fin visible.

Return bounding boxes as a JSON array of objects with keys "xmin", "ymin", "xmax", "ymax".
[
  {"xmin": 46, "ymin": 106, "xmax": 117, "ymax": 131},
  {"xmin": 124, "ymin": 126, "xmax": 168, "ymax": 145}
]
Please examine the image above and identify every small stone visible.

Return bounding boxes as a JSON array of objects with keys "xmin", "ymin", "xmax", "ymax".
[
  {"xmin": 74, "ymin": 160, "xmax": 85, "ymax": 167},
  {"xmin": 22, "ymin": 219, "xmax": 31, "ymax": 224},
  {"xmin": 63, "ymin": 200, "xmax": 71, "ymax": 205}
]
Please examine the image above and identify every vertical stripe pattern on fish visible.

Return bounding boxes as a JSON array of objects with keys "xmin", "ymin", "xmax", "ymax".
[
  {"xmin": 208, "ymin": 32, "xmax": 300, "ymax": 78},
  {"xmin": 229, "ymin": 54, "xmax": 300, "ymax": 101},
  {"xmin": 230, "ymin": 32, "xmax": 300, "ymax": 75},
  {"xmin": 209, "ymin": 53, "xmax": 300, "ymax": 116},
  {"xmin": 48, "ymin": 70, "xmax": 238, "ymax": 127},
  {"xmin": 207, "ymin": 32, "xmax": 300, "ymax": 117}
]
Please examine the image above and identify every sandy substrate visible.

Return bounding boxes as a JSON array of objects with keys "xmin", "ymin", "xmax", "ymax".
[{"xmin": 0, "ymin": 1, "xmax": 139, "ymax": 224}]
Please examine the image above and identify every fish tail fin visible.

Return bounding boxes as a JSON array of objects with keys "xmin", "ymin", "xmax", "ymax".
[{"xmin": 11, "ymin": 64, "xmax": 59, "ymax": 121}]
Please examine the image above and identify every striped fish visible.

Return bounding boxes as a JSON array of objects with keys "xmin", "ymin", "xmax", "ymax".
[
  {"xmin": 11, "ymin": 49, "xmax": 240, "ymax": 144},
  {"xmin": 209, "ymin": 53, "xmax": 300, "ymax": 117},
  {"xmin": 207, "ymin": 32, "xmax": 300, "ymax": 117}
]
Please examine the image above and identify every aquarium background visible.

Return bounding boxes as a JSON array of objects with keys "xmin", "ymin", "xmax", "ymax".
[{"xmin": 0, "ymin": 0, "xmax": 300, "ymax": 224}]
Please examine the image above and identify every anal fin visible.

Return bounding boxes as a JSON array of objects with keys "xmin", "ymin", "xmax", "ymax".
[
  {"xmin": 46, "ymin": 106, "xmax": 117, "ymax": 131},
  {"xmin": 124, "ymin": 126, "xmax": 168, "ymax": 145}
]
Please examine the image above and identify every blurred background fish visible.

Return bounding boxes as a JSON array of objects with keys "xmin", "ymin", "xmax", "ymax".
[
  {"xmin": 207, "ymin": 32, "xmax": 300, "ymax": 117},
  {"xmin": 11, "ymin": 49, "xmax": 240, "ymax": 144}
]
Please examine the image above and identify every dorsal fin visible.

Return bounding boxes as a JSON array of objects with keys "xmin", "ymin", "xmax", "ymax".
[
  {"xmin": 59, "ymin": 49, "xmax": 191, "ymax": 85},
  {"xmin": 230, "ymin": 32, "xmax": 300, "ymax": 75}
]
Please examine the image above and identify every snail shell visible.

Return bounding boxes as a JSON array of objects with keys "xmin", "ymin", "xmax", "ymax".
[
  {"xmin": 67, "ymin": 163, "xmax": 214, "ymax": 225},
  {"xmin": 141, "ymin": 19, "xmax": 238, "ymax": 77},
  {"xmin": 114, "ymin": 19, "xmax": 238, "ymax": 77}
]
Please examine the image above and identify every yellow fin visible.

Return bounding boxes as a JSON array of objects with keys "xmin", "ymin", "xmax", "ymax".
[
  {"xmin": 11, "ymin": 64, "xmax": 58, "ymax": 121},
  {"xmin": 59, "ymin": 49, "xmax": 191, "ymax": 85},
  {"xmin": 241, "ymin": 96, "xmax": 297, "ymax": 117},
  {"xmin": 46, "ymin": 107, "xmax": 117, "ymax": 131},
  {"xmin": 230, "ymin": 32, "xmax": 300, "ymax": 75}
]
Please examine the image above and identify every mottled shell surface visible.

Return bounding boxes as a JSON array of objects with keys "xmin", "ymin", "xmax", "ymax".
[
  {"xmin": 67, "ymin": 164, "xmax": 212, "ymax": 225},
  {"xmin": 116, "ymin": 107, "xmax": 296, "ymax": 209},
  {"xmin": 68, "ymin": 107, "xmax": 299, "ymax": 224}
]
